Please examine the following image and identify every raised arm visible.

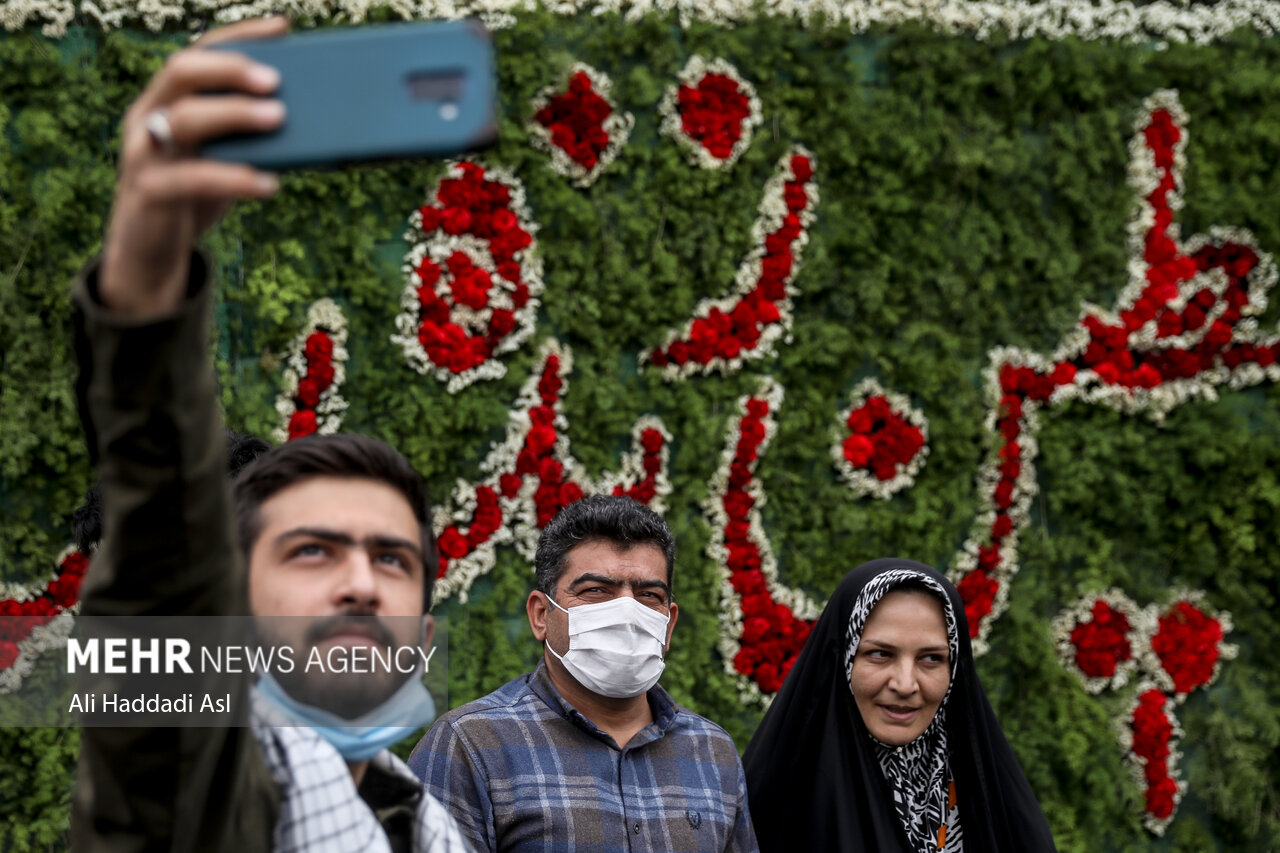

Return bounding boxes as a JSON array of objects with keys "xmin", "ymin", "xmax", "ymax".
[{"xmin": 71, "ymin": 18, "xmax": 288, "ymax": 851}]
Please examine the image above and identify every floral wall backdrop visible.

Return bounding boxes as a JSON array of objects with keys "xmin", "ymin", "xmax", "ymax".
[{"xmin": 2, "ymin": 2, "xmax": 1280, "ymax": 849}]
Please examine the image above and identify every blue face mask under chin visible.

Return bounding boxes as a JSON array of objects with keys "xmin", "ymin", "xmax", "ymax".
[{"xmin": 254, "ymin": 669, "xmax": 437, "ymax": 761}]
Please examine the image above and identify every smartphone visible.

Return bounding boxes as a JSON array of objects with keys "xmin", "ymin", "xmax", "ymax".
[{"xmin": 202, "ymin": 20, "xmax": 496, "ymax": 170}]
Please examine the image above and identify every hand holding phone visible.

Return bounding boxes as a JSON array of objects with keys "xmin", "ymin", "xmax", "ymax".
[
  {"xmin": 100, "ymin": 16, "xmax": 289, "ymax": 322},
  {"xmin": 202, "ymin": 20, "xmax": 497, "ymax": 170}
]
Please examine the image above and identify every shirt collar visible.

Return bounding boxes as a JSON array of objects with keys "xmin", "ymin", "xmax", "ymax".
[{"xmin": 528, "ymin": 658, "xmax": 679, "ymax": 745}]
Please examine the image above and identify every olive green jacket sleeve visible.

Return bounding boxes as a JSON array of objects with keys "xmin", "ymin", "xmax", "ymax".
[{"xmin": 70, "ymin": 254, "xmax": 280, "ymax": 852}]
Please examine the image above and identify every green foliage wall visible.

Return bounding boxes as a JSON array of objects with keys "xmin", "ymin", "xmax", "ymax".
[{"xmin": 2, "ymin": 7, "xmax": 1279, "ymax": 851}]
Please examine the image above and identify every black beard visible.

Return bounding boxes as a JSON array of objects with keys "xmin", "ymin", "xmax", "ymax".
[{"xmin": 257, "ymin": 609, "xmax": 414, "ymax": 720}]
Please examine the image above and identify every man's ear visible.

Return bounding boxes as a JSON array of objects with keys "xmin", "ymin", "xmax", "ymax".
[
  {"xmin": 527, "ymin": 590, "xmax": 549, "ymax": 643},
  {"xmin": 662, "ymin": 601, "xmax": 679, "ymax": 655},
  {"xmin": 419, "ymin": 613, "xmax": 436, "ymax": 658}
]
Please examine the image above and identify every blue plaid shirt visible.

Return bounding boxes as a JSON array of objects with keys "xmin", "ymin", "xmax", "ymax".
[{"xmin": 408, "ymin": 662, "xmax": 758, "ymax": 853}]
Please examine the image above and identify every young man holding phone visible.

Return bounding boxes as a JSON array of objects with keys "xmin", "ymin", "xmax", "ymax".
[{"xmin": 73, "ymin": 17, "xmax": 470, "ymax": 852}]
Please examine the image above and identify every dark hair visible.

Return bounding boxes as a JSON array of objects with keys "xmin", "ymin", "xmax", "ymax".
[
  {"xmin": 232, "ymin": 433, "xmax": 437, "ymax": 610},
  {"xmin": 73, "ymin": 429, "xmax": 270, "ymax": 553},
  {"xmin": 533, "ymin": 494, "xmax": 675, "ymax": 597}
]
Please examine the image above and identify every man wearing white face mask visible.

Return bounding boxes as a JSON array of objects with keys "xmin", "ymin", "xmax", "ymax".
[{"xmin": 409, "ymin": 495, "xmax": 759, "ymax": 853}]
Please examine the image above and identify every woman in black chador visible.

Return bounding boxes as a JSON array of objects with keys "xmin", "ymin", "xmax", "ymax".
[{"xmin": 743, "ymin": 558, "xmax": 1057, "ymax": 852}]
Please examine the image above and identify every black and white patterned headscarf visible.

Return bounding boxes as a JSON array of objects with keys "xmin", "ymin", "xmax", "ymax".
[
  {"xmin": 745, "ymin": 558, "xmax": 1057, "ymax": 853},
  {"xmin": 843, "ymin": 568, "xmax": 962, "ymax": 852}
]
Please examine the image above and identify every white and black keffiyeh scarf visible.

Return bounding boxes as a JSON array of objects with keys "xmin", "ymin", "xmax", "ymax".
[{"xmin": 843, "ymin": 568, "xmax": 963, "ymax": 852}]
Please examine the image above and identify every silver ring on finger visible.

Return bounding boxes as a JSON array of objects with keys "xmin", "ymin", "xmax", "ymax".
[{"xmin": 144, "ymin": 108, "xmax": 177, "ymax": 156}]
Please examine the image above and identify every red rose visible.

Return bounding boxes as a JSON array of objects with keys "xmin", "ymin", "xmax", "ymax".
[
  {"xmin": 538, "ymin": 457, "xmax": 564, "ymax": 484},
  {"xmin": 977, "ymin": 544, "xmax": 1000, "ymax": 571},
  {"xmin": 511, "ymin": 283, "xmax": 531, "ymax": 309},
  {"xmin": 716, "ymin": 335, "xmax": 743, "ymax": 360},
  {"xmin": 28, "ymin": 597, "xmax": 56, "ymax": 626},
  {"xmin": 417, "ymin": 320, "xmax": 446, "ymax": 349},
  {"xmin": 418, "ymin": 205, "xmax": 443, "ymax": 233},
  {"xmin": 639, "ymin": 428, "xmax": 664, "ymax": 456},
  {"xmin": 475, "ymin": 484, "xmax": 498, "ymax": 509},
  {"xmin": 722, "ymin": 489, "xmax": 754, "ymax": 521},
  {"xmin": 739, "ymin": 416, "xmax": 766, "ymax": 448},
  {"xmin": 47, "ymin": 572, "xmax": 84, "ymax": 609},
  {"xmin": 287, "ymin": 410, "xmax": 318, "ymax": 440},
  {"xmin": 446, "ymin": 251, "xmax": 473, "ymax": 276},
  {"xmin": 529, "ymin": 405, "xmax": 555, "ymax": 427},
  {"xmin": 515, "ymin": 449, "xmax": 537, "ymax": 476},
  {"xmin": 451, "ymin": 269, "xmax": 492, "ymax": 311},
  {"xmin": 1151, "ymin": 601, "xmax": 1222, "ymax": 693},
  {"xmin": 0, "ymin": 642, "xmax": 18, "ymax": 669},
  {"xmin": 309, "ymin": 362, "xmax": 335, "ymax": 392},
  {"xmin": 499, "ymin": 473, "xmax": 523, "ymax": 498},
  {"xmin": 437, "ymin": 176, "xmax": 480, "ymax": 209},
  {"xmin": 296, "ymin": 376, "xmax": 321, "ymax": 408},
  {"xmin": 442, "ymin": 206, "xmax": 472, "ymax": 235},
  {"xmin": 483, "ymin": 181, "xmax": 511, "ymax": 207},
  {"xmin": 437, "ymin": 527, "xmax": 470, "ymax": 560},
  {"xmin": 900, "ymin": 425, "xmax": 925, "ymax": 458},
  {"xmin": 61, "ymin": 551, "xmax": 89, "ymax": 576},
  {"xmin": 724, "ymin": 520, "xmax": 750, "ymax": 544},
  {"xmin": 846, "ymin": 407, "xmax": 874, "ymax": 435},
  {"xmin": 491, "ymin": 209, "xmax": 518, "ymax": 233},
  {"xmin": 1203, "ymin": 320, "xmax": 1233, "ymax": 352},
  {"xmin": 1145, "ymin": 777, "xmax": 1178, "ymax": 819},
  {"xmin": 1070, "ymin": 601, "xmax": 1134, "ymax": 677},
  {"xmin": 304, "ymin": 331, "xmax": 334, "ymax": 365},
  {"xmin": 416, "ymin": 283, "xmax": 442, "ymax": 314},
  {"xmin": 790, "ymin": 154, "xmax": 813, "ymax": 182},
  {"xmin": 1050, "ymin": 362, "xmax": 1077, "ymax": 386},
  {"xmin": 730, "ymin": 571, "xmax": 766, "ymax": 597},
  {"xmin": 733, "ymin": 647, "xmax": 762, "ymax": 675},
  {"xmin": 490, "ymin": 309, "xmax": 516, "ymax": 338},
  {"xmin": 784, "ymin": 183, "xmax": 808, "ymax": 212},
  {"xmin": 526, "ymin": 424, "xmax": 557, "ymax": 457},
  {"xmin": 871, "ymin": 459, "xmax": 898, "ymax": 482},
  {"xmin": 1132, "ymin": 363, "xmax": 1161, "ymax": 389},
  {"xmin": 559, "ymin": 482, "xmax": 584, "ymax": 507},
  {"xmin": 497, "ymin": 261, "xmax": 522, "ymax": 283},
  {"xmin": 725, "ymin": 542, "xmax": 761, "ymax": 573},
  {"xmin": 727, "ymin": 461, "xmax": 752, "ymax": 489},
  {"xmin": 627, "ymin": 481, "xmax": 656, "ymax": 505},
  {"xmin": 842, "ymin": 434, "xmax": 874, "ymax": 468},
  {"xmin": 458, "ymin": 337, "xmax": 492, "ymax": 372},
  {"xmin": 755, "ymin": 663, "xmax": 783, "ymax": 694},
  {"xmin": 537, "ymin": 366, "xmax": 562, "ymax": 401},
  {"xmin": 741, "ymin": 616, "xmax": 771, "ymax": 644},
  {"xmin": 957, "ymin": 571, "xmax": 998, "ymax": 636},
  {"xmin": 760, "ymin": 250, "xmax": 793, "ymax": 281}
]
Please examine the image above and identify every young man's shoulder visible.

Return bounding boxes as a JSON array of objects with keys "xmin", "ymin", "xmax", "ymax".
[{"xmin": 436, "ymin": 671, "xmax": 543, "ymax": 722}]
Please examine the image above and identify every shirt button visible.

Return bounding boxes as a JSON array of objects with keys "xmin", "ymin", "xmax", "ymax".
[{"xmin": 632, "ymin": 823, "xmax": 640, "ymax": 834}]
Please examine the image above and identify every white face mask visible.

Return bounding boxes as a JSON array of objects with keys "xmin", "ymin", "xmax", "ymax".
[{"xmin": 544, "ymin": 594, "xmax": 671, "ymax": 698}]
